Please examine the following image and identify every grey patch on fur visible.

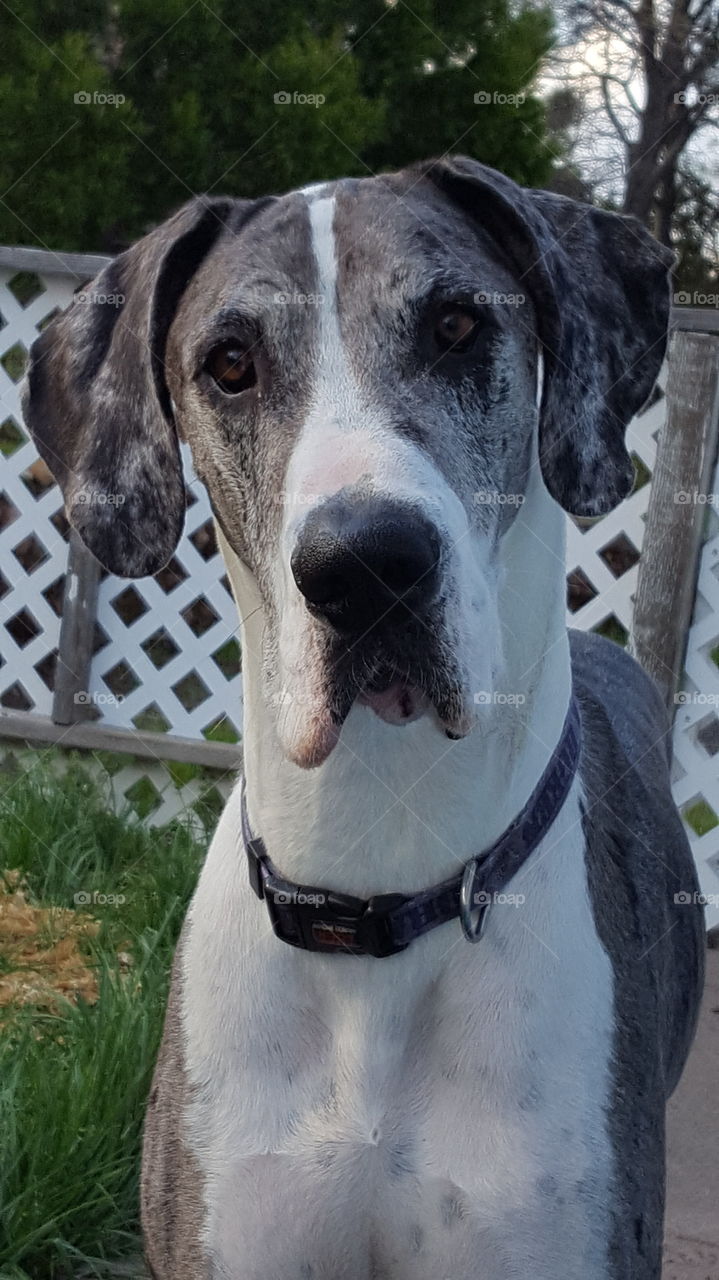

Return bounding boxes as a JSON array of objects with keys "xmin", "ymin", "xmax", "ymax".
[
  {"xmin": 141, "ymin": 930, "xmax": 211, "ymax": 1280},
  {"xmin": 387, "ymin": 1136, "xmax": 415, "ymax": 1179},
  {"xmin": 517, "ymin": 1078, "xmax": 544, "ymax": 1112},
  {"xmin": 316, "ymin": 1143, "xmax": 338, "ymax": 1171},
  {"xmin": 369, "ymin": 1242, "xmax": 383, "ymax": 1280},
  {"xmin": 537, "ymin": 1173, "xmax": 559, "ymax": 1198},
  {"xmin": 440, "ymin": 1191, "xmax": 467, "ymax": 1227}
]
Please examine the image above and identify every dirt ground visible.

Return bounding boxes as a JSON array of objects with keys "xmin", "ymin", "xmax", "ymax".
[
  {"xmin": 663, "ymin": 944, "xmax": 719, "ymax": 1278},
  {"xmin": 0, "ymin": 870, "xmax": 101, "ymax": 1010}
]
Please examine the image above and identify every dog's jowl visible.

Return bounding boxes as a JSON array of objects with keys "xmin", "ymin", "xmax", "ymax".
[{"xmin": 23, "ymin": 157, "xmax": 705, "ymax": 1280}]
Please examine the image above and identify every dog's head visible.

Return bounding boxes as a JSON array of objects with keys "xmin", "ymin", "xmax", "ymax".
[{"xmin": 23, "ymin": 158, "xmax": 672, "ymax": 767}]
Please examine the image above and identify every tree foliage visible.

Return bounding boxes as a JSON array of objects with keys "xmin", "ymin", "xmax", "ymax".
[{"xmin": 0, "ymin": 0, "xmax": 555, "ymax": 250}]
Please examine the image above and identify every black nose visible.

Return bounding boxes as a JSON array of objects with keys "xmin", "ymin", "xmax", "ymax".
[{"xmin": 291, "ymin": 497, "xmax": 441, "ymax": 634}]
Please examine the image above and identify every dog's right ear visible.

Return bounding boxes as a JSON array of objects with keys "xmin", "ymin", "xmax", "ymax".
[
  {"xmin": 22, "ymin": 197, "xmax": 233, "ymax": 577},
  {"xmin": 425, "ymin": 156, "xmax": 673, "ymax": 519}
]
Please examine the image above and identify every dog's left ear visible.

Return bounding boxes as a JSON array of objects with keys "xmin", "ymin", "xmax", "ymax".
[
  {"xmin": 21, "ymin": 196, "xmax": 234, "ymax": 577},
  {"xmin": 428, "ymin": 156, "xmax": 674, "ymax": 517}
]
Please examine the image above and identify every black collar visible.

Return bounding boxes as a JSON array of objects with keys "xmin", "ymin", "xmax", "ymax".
[{"xmin": 241, "ymin": 697, "xmax": 582, "ymax": 959}]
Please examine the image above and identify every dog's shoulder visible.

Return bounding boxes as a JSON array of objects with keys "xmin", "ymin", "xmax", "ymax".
[
  {"xmin": 568, "ymin": 627, "xmax": 705, "ymax": 1099},
  {"xmin": 568, "ymin": 627, "xmax": 671, "ymax": 779}
]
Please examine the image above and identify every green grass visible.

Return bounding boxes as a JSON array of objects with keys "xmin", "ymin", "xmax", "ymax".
[
  {"xmin": 682, "ymin": 797, "xmax": 719, "ymax": 837},
  {"xmin": 0, "ymin": 760, "xmax": 207, "ymax": 1278}
]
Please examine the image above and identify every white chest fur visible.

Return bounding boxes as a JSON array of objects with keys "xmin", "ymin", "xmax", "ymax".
[{"xmin": 182, "ymin": 781, "xmax": 615, "ymax": 1280}]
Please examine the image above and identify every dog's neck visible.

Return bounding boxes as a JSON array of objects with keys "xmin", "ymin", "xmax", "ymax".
[{"xmin": 219, "ymin": 473, "xmax": 571, "ymax": 898}]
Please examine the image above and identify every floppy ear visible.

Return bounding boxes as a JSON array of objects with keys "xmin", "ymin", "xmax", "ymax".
[
  {"xmin": 427, "ymin": 156, "xmax": 674, "ymax": 517},
  {"xmin": 22, "ymin": 196, "xmax": 234, "ymax": 576}
]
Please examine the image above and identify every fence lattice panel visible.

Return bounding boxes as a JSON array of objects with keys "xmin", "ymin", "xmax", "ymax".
[{"xmin": 0, "ymin": 268, "xmax": 76, "ymax": 718}]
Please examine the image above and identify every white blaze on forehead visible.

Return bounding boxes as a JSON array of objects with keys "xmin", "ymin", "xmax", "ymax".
[
  {"xmin": 284, "ymin": 190, "xmax": 460, "ymax": 522},
  {"xmin": 298, "ymin": 181, "xmax": 331, "ymax": 198},
  {"xmin": 304, "ymin": 192, "xmax": 347, "ymax": 380},
  {"xmin": 282, "ymin": 184, "xmax": 479, "ymax": 542},
  {"xmin": 287, "ymin": 189, "xmax": 425, "ymax": 503}
]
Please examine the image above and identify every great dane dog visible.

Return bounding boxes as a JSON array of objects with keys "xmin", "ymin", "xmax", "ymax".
[{"xmin": 24, "ymin": 157, "xmax": 704, "ymax": 1279}]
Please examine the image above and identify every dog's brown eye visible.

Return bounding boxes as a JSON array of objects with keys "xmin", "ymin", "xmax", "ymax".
[
  {"xmin": 434, "ymin": 307, "xmax": 478, "ymax": 353},
  {"xmin": 205, "ymin": 343, "xmax": 257, "ymax": 394}
]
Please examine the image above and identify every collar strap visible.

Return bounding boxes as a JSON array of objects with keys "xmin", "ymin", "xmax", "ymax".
[{"xmin": 241, "ymin": 697, "xmax": 581, "ymax": 959}]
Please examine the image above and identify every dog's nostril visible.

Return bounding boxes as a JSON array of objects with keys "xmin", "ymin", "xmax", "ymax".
[
  {"xmin": 291, "ymin": 500, "xmax": 441, "ymax": 634},
  {"xmin": 300, "ymin": 570, "xmax": 349, "ymax": 607},
  {"xmin": 379, "ymin": 551, "xmax": 431, "ymax": 594}
]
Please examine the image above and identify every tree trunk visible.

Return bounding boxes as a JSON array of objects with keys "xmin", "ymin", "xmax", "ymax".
[
  {"xmin": 656, "ymin": 163, "xmax": 678, "ymax": 246},
  {"xmin": 624, "ymin": 131, "xmax": 663, "ymax": 225}
]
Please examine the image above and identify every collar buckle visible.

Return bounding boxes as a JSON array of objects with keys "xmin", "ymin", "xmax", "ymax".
[{"xmin": 262, "ymin": 870, "xmax": 409, "ymax": 958}]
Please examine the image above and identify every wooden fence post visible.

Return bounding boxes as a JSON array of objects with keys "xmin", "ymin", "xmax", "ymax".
[
  {"xmin": 632, "ymin": 329, "xmax": 719, "ymax": 711},
  {"xmin": 52, "ymin": 530, "xmax": 101, "ymax": 724}
]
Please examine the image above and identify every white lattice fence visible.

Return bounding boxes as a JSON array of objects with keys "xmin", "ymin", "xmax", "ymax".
[
  {"xmin": 672, "ymin": 487, "xmax": 719, "ymax": 929},
  {"xmin": 1, "ymin": 249, "xmax": 719, "ymax": 915},
  {"xmin": 0, "ymin": 262, "xmax": 76, "ymax": 718}
]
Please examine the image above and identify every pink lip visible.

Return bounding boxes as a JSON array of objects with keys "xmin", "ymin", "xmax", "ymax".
[{"xmin": 357, "ymin": 680, "xmax": 429, "ymax": 726}]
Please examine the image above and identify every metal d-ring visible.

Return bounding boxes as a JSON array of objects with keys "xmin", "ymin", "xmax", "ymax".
[{"xmin": 459, "ymin": 858, "xmax": 492, "ymax": 943}]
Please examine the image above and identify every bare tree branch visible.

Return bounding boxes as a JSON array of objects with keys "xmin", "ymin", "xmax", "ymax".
[{"xmin": 558, "ymin": 0, "xmax": 718, "ymax": 239}]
